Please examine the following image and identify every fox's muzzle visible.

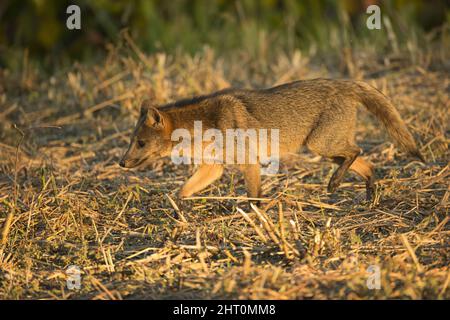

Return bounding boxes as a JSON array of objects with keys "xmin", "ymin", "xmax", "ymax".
[{"xmin": 119, "ymin": 156, "xmax": 148, "ymax": 168}]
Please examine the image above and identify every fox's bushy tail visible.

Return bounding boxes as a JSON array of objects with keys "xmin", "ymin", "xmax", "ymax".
[{"xmin": 355, "ymin": 81, "xmax": 425, "ymax": 162}]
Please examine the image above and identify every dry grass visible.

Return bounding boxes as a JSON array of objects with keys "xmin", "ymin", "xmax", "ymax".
[{"xmin": 0, "ymin": 38, "xmax": 449, "ymax": 299}]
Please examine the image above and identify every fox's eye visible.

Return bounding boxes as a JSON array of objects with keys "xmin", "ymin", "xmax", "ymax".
[{"xmin": 137, "ymin": 140, "xmax": 145, "ymax": 148}]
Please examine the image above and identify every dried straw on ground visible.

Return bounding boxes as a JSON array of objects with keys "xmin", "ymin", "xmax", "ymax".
[{"xmin": 0, "ymin": 37, "xmax": 448, "ymax": 299}]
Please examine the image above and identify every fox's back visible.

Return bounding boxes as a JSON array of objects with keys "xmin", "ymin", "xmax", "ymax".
[
  {"xmin": 230, "ymin": 79, "xmax": 360, "ymax": 152},
  {"xmin": 234, "ymin": 79, "xmax": 359, "ymax": 122}
]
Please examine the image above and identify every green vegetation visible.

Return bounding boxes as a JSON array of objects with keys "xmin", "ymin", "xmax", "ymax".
[{"xmin": 1, "ymin": 0, "xmax": 448, "ymax": 70}]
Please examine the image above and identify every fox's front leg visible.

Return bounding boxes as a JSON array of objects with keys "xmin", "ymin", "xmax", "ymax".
[
  {"xmin": 179, "ymin": 164, "xmax": 224, "ymax": 198},
  {"xmin": 239, "ymin": 164, "xmax": 262, "ymax": 199}
]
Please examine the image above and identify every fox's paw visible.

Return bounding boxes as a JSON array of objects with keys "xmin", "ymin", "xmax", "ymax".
[
  {"xmin": 249, "ymin": 199, "xmax": 261, "ymax": 207},
  {"xmin": 366, "ymin": 188, "xmax": 374, "ymax": 202},
  {"xmin": 365, "ymin": 183, "xmax": 379, "ymax": 206},
  {"xmin": 178, "ymin": 188, "xmax": 193, "ymax": 199},
  {"xmin": 327, "ymin": 180, "xmax": 340, "ymax": 194}
]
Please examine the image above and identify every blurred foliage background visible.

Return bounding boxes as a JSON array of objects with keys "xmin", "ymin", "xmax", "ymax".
[{"xmin": 0, "ymin": 0, "xmax": 448, "ymax": 71}]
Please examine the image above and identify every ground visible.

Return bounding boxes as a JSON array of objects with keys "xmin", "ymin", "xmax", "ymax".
[{"xmin": 0, "ymin": 42, "xmax": 448, "ymax": 299}]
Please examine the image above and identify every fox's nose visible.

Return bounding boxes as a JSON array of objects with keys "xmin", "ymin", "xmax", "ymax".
[{"xmin": 119, "ymin": 160, "xmax": 125, "ymax": 167}]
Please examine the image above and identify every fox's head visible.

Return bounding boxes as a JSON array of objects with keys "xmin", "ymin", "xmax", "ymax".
[{"xmin": 119, "ymin": 100, "xmax": 172, "ymax": 168}]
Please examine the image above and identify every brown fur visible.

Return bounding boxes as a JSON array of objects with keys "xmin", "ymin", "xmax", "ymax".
[{"xmin": 120, "ymin": 79, "xmax": 424, "ymax": 201}]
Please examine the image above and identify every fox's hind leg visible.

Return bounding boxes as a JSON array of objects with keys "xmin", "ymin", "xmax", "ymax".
[
  {"xmin": 305, "ymin": 109, "xmax": 375, "ymax": 200},
  {"xmin": 327, "ymin": 147, "xmax": 360, "ymax": 194},
  {"xmin": 305, "ymin": 132, "xmax": 361, "ymax": 194},
  {"xmin": 349, "ymin": 157, "xmax": 376, "ymax": 201},
  {"xmin": 305, "ymin": 105, "xmax": 361, "ymax": 195}
]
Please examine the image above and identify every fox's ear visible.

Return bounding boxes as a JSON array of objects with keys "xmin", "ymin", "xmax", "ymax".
[
  {"xmin": 144, "ymin": 106, "xmax": 165, "ymax": 129},
  {"xmin": 139, "ymin": 98, "xmax": 164, "ymax": 128},
  {"xmin": 140, "ymin": 99, "xmax": 155, "ymax": 116}
]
